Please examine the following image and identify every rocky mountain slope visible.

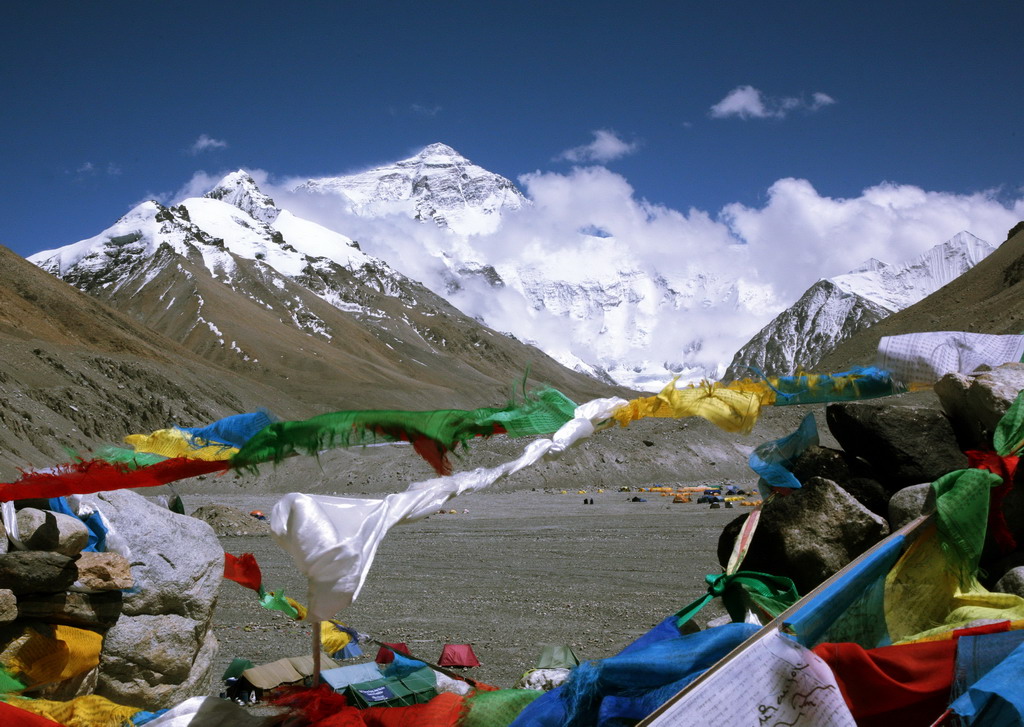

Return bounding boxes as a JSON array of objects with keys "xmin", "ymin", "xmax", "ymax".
[
  {"xmin": 0, "ymin": 243, "xmax": 309, "ymax": 480},
  {"xmin": 724, "ymin": 231, "xmax": 994, "ymax": 379},
  {"xmin": 817, "ymin": 222, "xmax": 1024, "ymax": 372},
  {"xmin": 29, "ymin": 174, "xmax": 621, "ymax": 412}
]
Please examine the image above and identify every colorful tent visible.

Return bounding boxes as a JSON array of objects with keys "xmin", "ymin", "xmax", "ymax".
[
  {"xmin": 536, "ymin": 644, "xmax": 579, "ymax": 670},
  {"xmin": 437, "ymin": 644, "xmax": 481, "ymax": 668},
  {"xmin": 375, "ymin": 642, "xmax": 412, "ymax": 665},
  {"xmin": 345, "ymin": 665, "xmax": 437, "ymax": 709}
]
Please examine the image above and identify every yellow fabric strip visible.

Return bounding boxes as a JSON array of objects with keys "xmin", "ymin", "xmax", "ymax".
[
  {"xmin": 885, "ymin": 523, "xmax": 1024, "ymax": 643},
  {"xmin": 5, "ymin": 694, "xmax": 139, "ymax": 727},
  {"xmin": 612, "ymin": 379, "xmax": 762, "ymax": 435},
  {"xmin": 320, "ymin": 621, "xmax": 353, "ymax": 653},
  {"xmin": 124, "ymin": 428, "xmax": 239, "ymax": 461},
  {"xmin": 0, "ymin": 625, "xmax": 101, "ymax": 688}
]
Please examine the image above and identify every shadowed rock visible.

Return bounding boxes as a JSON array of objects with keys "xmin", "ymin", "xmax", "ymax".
[
  {"xmin": 718, "ymin": 477, "xmax": 890, "ymax": 595},
  {"xmin": 826, "ymin": 403, "xmax": 967, "ymax": 491}
]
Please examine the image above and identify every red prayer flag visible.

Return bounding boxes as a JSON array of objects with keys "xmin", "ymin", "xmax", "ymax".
[
  {"xmin": 224, "ymin": 552, "xmax": 263, "ymax": 592},
  {"xmin": 0, "ymin": 457, "xmax": 230, "ymax": 502}
]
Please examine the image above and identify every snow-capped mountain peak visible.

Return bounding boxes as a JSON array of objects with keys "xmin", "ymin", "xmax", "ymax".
[
  {"xmin": 204, "ymin": 170, "xmax": 280, "ymax": 224},
  {"xmin": 291, "ymin": 142, "xmax": 526, "ymax": 235}
]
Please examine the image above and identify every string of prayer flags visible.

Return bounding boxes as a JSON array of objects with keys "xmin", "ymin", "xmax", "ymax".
[
  {"xmin": 223, "ymin": 552, "xmax": 307, "ymax": 620},
  {"xmin": 749, "ymin": 412, "xmax": 819, "ymax": 499},
  {"xmin": 0, "ymin": 457, "xmax": 230, "ymax": 502},
  {"xmin": 995, "ymin": 391, "xmax": 1024, "ymax": 457},
  {"xmin": 270, "ymin": 396, "xmax": 628, "ymax": 620},
  {"xmin": 124, "ymin": 428, "xmax": 239, "ymax": 461},
  {"xmin": 760, "ymin": 366, "xmax": 904, "ymax": 406},
  {"xmin": 178, "ymin": 409, "xmax": 279, "ymax": 449},
  {"xmin": 612, "ymin": 379, "xmax": 762, "ymax": 434},
  {"xmin": 232, "ymin": 388, "xmax": 579, "ymax": 477}
]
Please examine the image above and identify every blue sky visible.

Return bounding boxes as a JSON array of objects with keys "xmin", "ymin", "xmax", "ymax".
[{"xmin": 2, "ymin": 0, "xmax": 1023, "ymax": 259}]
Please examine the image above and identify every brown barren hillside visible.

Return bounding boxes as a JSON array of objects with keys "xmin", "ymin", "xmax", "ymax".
[
  {"xmin": 0, "ymin": 245, "xmax": 313, "ymax": 478},
  {"xmin": 817, "ymin": 221, "xmax": 1024, "ymax": 372}
]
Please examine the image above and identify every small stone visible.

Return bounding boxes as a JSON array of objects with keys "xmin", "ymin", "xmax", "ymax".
[
  {"xmin": 17, "ymin": 591, "xmax": 123, "ymax": 630},
  {"xmin": 16, "ymin": 507, "xmax": 89, "ymax": 556},
  {"xmin": 0, "ymin": 589, "xmax": 16, "ymax": 624},
  {"xmin": 75, "ymin": 552, "xmax": 133, "ymax": 591}
]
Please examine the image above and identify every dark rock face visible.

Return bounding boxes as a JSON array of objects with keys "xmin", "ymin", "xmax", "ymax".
[
  {"xmin": 0, "ymin": 551, "xmax": 78, "ymax": 594},
  {"xmin": 789, "ymin": 446, "xmax": 888, "ymax": 516},
  {"xmin": 825, "ymin": 403, "xmax": 967, "ymax": 491},
  {"xmin": 16, "ymin": 591, "xmax": 123, "ymax": 630},
  {"xmin": 718, "ymin": 477, "xmax": 890, "ymax": 595}
]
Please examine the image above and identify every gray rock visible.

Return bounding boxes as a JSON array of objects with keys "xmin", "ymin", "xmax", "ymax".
[
  {"xmin": 15, "ymin": 507, "xmax": 89, "ymax": 556},
  {"xmin": 79, "ymin": 490, "xmax": 222, "ymax": 708},
  {"xmin": 95, "ymin": 613, "xmax": 218, "ymax": 709},
  {"xmin": 0, "ymin": 551, "xmax": 77, "ymax": 594},
  {"xmin": 718, "ymin": 477, "xmax": 890, "ymax": 595},
  {"xmin": 0, "ymin": 517, "xmax": 7, "ymax": 555},
  {"xmin": 994, "ymin": 565, "xmax": 1024, "ymax": 599},
  {"xmin": 984, "ymin": 551, "xmax": 1024, "ymax": 590},
  {"xmin": 16, "ymin": 591, "xmax": 123, "ymax": 629},
  {"xmin": 0, "ymin": 589, "xmax": 15, "ymax": 624},
  {"xmin": 826, "ymin": 403, "xmax": 967, "ymax": 491},
  {"xmin": 80, "ymin": 490, "xmax": 222, "ymax": 622},
  {"xmin": 887, "ymin": 483, "xmax": 935, "ymax": 530},
  {"xmin": 935, "ymin": 362, "xmax": 1024, "ymax": 450}
]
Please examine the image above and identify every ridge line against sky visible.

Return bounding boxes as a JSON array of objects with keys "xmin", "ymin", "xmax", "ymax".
[{"xmin": 2, "ymin": 1, "xmax": 1023, "ymax": 262}]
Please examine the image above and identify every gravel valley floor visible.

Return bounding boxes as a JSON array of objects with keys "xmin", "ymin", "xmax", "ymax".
[{"xmin": 190, "ymin": 490, "xmax": 740, "ymax": 691}]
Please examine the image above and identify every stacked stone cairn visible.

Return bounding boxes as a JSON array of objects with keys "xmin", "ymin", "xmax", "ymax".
[
  {"xmin": 718, "ymin": 362, "xmax": 1024, "ymax": 601},
  {"xmin": 0, "ymin": 489, "xmax": 223, "ymax": 709}
]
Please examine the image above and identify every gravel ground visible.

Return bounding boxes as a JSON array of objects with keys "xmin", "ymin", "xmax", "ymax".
[{"xmin": 189, "ymin": 490, "xmax": 740, "ymax": 692}]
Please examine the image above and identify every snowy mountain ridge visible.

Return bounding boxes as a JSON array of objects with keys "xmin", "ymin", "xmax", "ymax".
[
  {"xmin": 723, "ymin": 231, "xmax": 994, "ymax": 380},
  {"xmin": 29, "ymin": 145, "xmax": 995, "ymax": 392},
  {"xmin": 293, "ymin": 143, "xmax": 526, "ymax": 236}
]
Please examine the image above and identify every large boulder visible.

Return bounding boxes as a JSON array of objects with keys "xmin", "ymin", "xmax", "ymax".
[
  {"xmin": 790, "ymin": 445, "xmax": 889, "ymax": 515},
  {"xmin": 80, "ymin": 490, "xmax": 222, "ymax": 622},
  {"xmin": 935, "ymin": 362, "xmax": 1024, "ymax": 450},
  {"xmin": 80, "ymin": 490, "xmax": 222, "ymax": 709},
  {"xmin": 718, "ymin": 477, "xmax": 890, "ymax": 595},
  {"xmin": 96, "ymin": 613, "xmax": 218, "ymax": 709},
  {"xmin": 825, "ymin": 403, "xmax": 967, "ymax": 491}
]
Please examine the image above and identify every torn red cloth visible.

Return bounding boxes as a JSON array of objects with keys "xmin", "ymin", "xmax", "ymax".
[
  {"xmin": 812, "ymin": 639, "xmax": 956, "ymax": 727},
  {"xmin": 966, "ymin": 450, "xmax": 1019, "ymax": 554},
  {"xmin": 0, "ymin": 457, "xmax": 230, "ymax": 502},
  {"xmin": 224, "ymin": 552, "xmax": 262, "ymax": 592}
]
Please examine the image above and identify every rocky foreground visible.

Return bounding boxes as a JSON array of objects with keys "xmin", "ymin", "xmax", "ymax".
[{"xmin": 1, "ymin": 363, "xmax": 1023, "ymax": 713}]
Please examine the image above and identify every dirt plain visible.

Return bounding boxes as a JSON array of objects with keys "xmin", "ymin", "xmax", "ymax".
[{"xmin": 198, "ymin": 490, "xmax": 740, "ymax": 692}]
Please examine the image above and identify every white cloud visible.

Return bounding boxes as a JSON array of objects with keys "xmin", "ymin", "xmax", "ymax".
[
  {"xmin": 252, "ymin": 165, "xmax": 1024, "ymax": 383},
  {"xmin": 710, "ymin": 85, "xmax": 836, "ymax": 119},
  {"xmin": 76, "ymin": 162, "xmax": 95, "ymax": 174},
  {"xmin": 410, "ymin": 103, "xmax": 441, "ymax": 117},
  {"xmin": 722, "ymin": 178, "xmax": 1024, "ymax": 299},
  {"xmin": 189, "ymin": 134, "xmax": 228, "ymax": 155},
  {"xmin": 556, "ymin": 130, "xmax": 639, "ymax": 163}
]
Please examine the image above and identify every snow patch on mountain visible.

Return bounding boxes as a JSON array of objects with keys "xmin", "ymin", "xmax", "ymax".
[
  {"xmin": 293, "ymin": 143, "xmax": 526, "ymax": 236},
  {"xmin": 724, "ymin": 231, "xmax": 994, "ymax": 379}
]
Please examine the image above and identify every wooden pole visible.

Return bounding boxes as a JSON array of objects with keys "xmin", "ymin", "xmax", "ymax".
[{"xmin": 312, "ymin": 621, "xmax": 321, "ymax": 685}]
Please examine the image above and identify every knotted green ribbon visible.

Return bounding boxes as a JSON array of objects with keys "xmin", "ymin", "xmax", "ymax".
[
  {"xmin": 674, "ymin": 570, "xmax": 800, "ymax": 628},
  {"xmin": 257, "ymin": 585, "xmax": 301, "ymax": 620}
]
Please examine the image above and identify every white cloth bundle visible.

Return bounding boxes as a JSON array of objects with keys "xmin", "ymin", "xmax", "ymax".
[{"xmin": 271, "ymin": 397, "xmax": 627, "ymax": 621}]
